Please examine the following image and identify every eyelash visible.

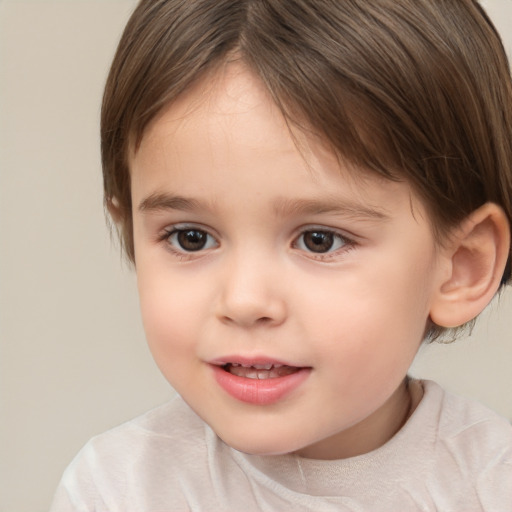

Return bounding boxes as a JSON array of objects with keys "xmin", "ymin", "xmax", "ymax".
[
  {"xmin": 158, "ymin": 225, "xmax": 356, "ymax": 260},
  {"xmin": 292, "ymin": 228, "xmax": 355, "ymax": 260},
  {"xmin": 159, "ymin": 225, "xmax": 218, "ymax": 259}
]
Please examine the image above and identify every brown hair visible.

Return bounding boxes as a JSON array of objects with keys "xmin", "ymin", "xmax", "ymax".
[{"xmin": 101, "ymin": 0, "xmax": 512, "ymax": 291}]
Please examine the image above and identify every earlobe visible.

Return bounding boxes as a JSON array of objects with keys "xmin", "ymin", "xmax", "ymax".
[{"xmin": 429, "ymin": 203, "xmax": 510, "ymax": 328}]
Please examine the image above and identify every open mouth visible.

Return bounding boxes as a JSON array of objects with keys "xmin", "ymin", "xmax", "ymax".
[
  {"xmin": 213, "ymin": 360, "xmax": 312, "ymax": 404},
  {"xmin": 222, "ymin": 363, "xmax": 301, "ymax": 379}
]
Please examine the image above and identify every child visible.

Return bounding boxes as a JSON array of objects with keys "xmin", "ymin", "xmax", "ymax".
[{"xmin": 51, "ymin": 0, "xmax": 512, "ymax": 510}]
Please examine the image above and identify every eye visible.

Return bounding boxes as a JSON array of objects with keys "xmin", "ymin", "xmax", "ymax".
[
  {"xmin": 295, "ymin": 229, "xmax": 347, "ymax": 254},
  {"xmin": 166, "ymin": 227, "xmax": 218, "ymax": 252}
]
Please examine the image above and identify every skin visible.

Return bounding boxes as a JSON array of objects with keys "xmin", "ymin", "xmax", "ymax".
[{"xmin": 129, "ymin": 62, "xmax": 450, "ymax": 460}]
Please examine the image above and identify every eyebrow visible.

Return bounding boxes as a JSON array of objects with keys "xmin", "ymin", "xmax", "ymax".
[
  {"xmin": 138, "ymin": 193, "xmax": 203, "ymax": 213},
  {"xmin": 138, "ymin": 192, "xmax": 390, "ymax": 221},
  {"xmin": 272, "ymin": 197, "xmax": 390, "ymax": 221}
]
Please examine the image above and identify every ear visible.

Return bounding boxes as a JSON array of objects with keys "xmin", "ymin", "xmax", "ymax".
[
  {"xmin": 106, "ymin": 196, "xmax": 123, "ymax": 225},
  {"xmin": 430, "ymin": 203, "xmax": 510, "ymax": 328}
]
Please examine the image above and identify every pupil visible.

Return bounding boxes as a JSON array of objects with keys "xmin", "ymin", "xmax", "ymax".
[
  {"xmin": 304, "ymin": 231, "xmax": 333, "ymax": 253},
  {"xmin": 178, "ymin": 230, "xmax": 206, "ymax": 251}
]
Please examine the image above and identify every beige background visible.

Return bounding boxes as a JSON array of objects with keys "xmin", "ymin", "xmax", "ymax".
[{"xmin": 0, "ymin": 1, "xmax": 510, "ymax": 511}]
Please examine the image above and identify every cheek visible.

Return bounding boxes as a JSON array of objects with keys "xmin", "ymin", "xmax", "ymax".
[
  {"xmin": 137, "ymin": 269, "xmax": 201, "ymax": 361},
  {"xmin": 137, "ymin": 272, "xmax": 210, "ymax": 397},
  {"xmin": 300, "ymin": 254, "xmax": 433, "ymax": 364}
]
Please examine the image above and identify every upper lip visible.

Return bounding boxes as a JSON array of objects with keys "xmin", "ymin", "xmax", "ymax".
[{"xmin": 209, "ymin": 355, "xmax": 304, "ymax": 368}]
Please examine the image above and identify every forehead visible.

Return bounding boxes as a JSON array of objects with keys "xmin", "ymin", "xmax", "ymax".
[
  {"xmin": 135, "ymin": 63, "xmax": 372, "ymax": 180},
  {"xmin": 130, "ymin": 61, "xmax": 427, "ymax": 227},
  {"xmin": 136, "ymin": 61, "xmax": 293, "ymax": 157}
]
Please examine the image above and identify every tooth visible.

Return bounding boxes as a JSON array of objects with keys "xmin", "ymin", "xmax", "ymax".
[
  {"xmin": 257, "ymin": 370, "xmax": 269, "ymax": 379},
  {"xmin": 253, "ymin": 364, "xmax": 273, "ymax": 370},
  {"xmin": 231, "ymin": 363, "xmax": 240, "ymax": 367},
  {"xmin": 241, "ymin": 363, "xmax": 252, "ymax": 368},
  {"xmin": 246, "ymin": 371, "xmax": 259, "ymax": 379},
  {"xmin": 230, "ymin": 366, "xmax": 245, "ymax": 377}
]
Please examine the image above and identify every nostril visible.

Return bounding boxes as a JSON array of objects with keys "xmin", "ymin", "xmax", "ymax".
[{"xmin": 219, "ymin": 314, "xmax": 278, "ymax": 327}]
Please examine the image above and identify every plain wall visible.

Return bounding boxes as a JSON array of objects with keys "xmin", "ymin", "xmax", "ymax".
[{"xmin": 0, "ymin": 1, "xmax": 510, "ymax": 511}]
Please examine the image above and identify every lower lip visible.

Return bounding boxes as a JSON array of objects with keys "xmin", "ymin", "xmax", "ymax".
[{"xmin": 211, "ymin": 365, "xmax": 311, "ymax": 405}]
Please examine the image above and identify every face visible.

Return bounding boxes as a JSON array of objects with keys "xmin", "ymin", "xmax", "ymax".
[{"xmin": 130, "ymin": 63, "xmax": 445, "ymax": 459}]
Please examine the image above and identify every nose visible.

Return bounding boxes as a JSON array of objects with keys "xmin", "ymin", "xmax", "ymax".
[{"xmin": 215, "ymin": 251, "xmax": 287, "ymax": 328}]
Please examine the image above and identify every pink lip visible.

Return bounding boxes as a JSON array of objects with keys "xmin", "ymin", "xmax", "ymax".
[
  {"xmin": 209, "ymin": 355, "xmax": 294, "ymax": 367},
  {"xmin": 210, "ymin": 359, "xmax": 311, "ymax": 406}
]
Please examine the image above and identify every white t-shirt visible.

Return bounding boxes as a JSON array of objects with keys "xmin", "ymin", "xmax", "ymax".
[{"xmin": 50, "ymin": 380, "xmax": 512, "ymax": 511}]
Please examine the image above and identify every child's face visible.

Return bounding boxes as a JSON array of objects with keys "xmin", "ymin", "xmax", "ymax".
[{"xmin": 130, "ymin": 63, "xmax": 445, "ymax": 459}]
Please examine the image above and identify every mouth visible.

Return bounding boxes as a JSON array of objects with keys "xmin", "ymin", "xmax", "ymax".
[
  {"xmin": 211, "ymin": 358, "xmax": 311, "ymax": 405},
  {"xmin": 222, "ymin": 363, "xmax": 301, "ymax": 379}
]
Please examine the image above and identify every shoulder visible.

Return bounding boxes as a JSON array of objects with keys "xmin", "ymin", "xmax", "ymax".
[
  {"xmin": 50, "ymin": 395, "xmax": 208, "ymax": 511},
  {"xmin": 94, "ymin": 392, "xmax": 204, "ymax": 442},
  {"xmin": 427, "ymin": 379, "xmax": 512, "ymax": 454},
  {"xmin": 421, "ymin": 380, "xmax": 512, "ymax": 508},
  {"xmin": 82, "ymin": 394, "xmax": 207, "ymax": 465}
]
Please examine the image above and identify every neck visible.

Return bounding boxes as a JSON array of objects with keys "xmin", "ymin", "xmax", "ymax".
[{"xmin": 296, "ymin": 378, "xmax": 419, "ymax": 460}]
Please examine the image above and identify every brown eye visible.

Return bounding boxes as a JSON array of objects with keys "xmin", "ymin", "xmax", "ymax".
[
  {"xmin": 168, "ymin": 228, "xmax": 217, "ymax": 252},
  {"xmin": 296, "ymin": 230, "xmax": 346, "ymax": 254},
  {"xmin": 303, "ymin": 231, "xmax": 334, "ymax": 252},
  {"xmin": 177, "ymin": 230, "xmax": 207, "ymax": 251}
]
